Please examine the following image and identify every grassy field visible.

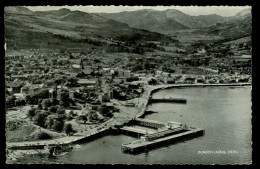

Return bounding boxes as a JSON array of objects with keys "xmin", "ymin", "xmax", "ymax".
[
  {"xmin": 223, "ymin": 36, "xmax": 251, "ymax": 44},
  {"xmin": 175, "ymin": 35, "xmax": 223, "ymax": 43},
  {"xmin": 162, "ymin": 45, "xmax": 185, "ymax": 52}
]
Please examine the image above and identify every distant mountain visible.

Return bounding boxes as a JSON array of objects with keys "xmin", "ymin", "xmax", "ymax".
[
  {"xmin": 34, "ymin": 8, "xmax": 107, "ymax": 23},
  {"xmin": 235, "ymin": 8, "xmax": 251, "ymax": 17},
  {"xmin": 195, "ymin": 14, "xmax": 251, "ymax": 38},
  {"xmin": 4, "ymin": 7, "xmax": 176, "ymax": 50},
  {"xmin": 195, "ymin": 14, "xmax": 227, "ymax": 25},
  {"xmin": 97, "ymin": 8, "xmax": 252, "ymax": 35},
  {"xmin": 97, "ymin": 9, "xmax": 209, "ymax": 34},
  {"xmin": 5, "ymin": 6, "xmax": 33, "ymax": 15}
]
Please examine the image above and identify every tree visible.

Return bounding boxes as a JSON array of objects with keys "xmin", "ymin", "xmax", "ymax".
[
  {"xmin": 51, "ymin": 98, "xmax": 59, "ymax": 105},
  {"xmin": 43, "ymin": 67, "xmax": 49, "ymax": 74},
  {"xmin": 42, "ymin": 99, "xmax": 52, "ymax": 109},
  {"xmin": 56, "ymin": 107, "xmax": 65, "ymax": 114},
  {"xmin": 148, "ymin": 78, "xmax": 157, "ymax": 85},
  {"xmin": 77, "ymin": 115, "xmax": 87, "ymax": 123},
  {"xmin": 45, "ymin": 117, "xmax": 55, "ymax": 129},
  {"xmin": 5, "ymin": 89, "xmax": 10, "ymax": 96},
  {"xmin": 41, "ymin": 110, "xmax": 50, "ymax": 117},
  {"xmin": 27, "ymin": 108, "xmax": 36, "ymax": 120},
  {"xmin": 87, "ymin": 111, "xmax": 98, "ymax": 121},
  {"xmin": 6, "ymin": 95, "xmax": 16, "ymax": 108},
  {"xmin": 66, "ymin": 77, "xmax": 78, "ymax": 87},
  {"xmin": 66, "ymin": 110, "xmax": 74, "ymax": 120},
  {"xmin": 68, "ymin": 110, "xmax": 74, "ymax": 117},
  {"xmin": 38, "ymin": 132, "xmax": 52, "ymax": 140},
  {"xmin": 37, "ymin": 103, "xmax": 43, "ymax": 110},
  {"xmin": 49, "ymin": 106, "xmax": 57, "ymax": 113},
  {"xmin": 15, "ymin": 99, "xmax": 26, "ymax": 106},
  {"xmin": 98, "ymin": 105, "xmax": 113, "ymax": 118},
  {"xmin": 53, "ymin": 121, "xmax": 64, "ymax": 132},
  {"xmin": 59, "ymin": 90, "xmax": 70, "ymax": 106},
  {"xmin": 33, "ymin": 113, "xmax": 46, "ymax": 128},
  {"xmin": 64, "ymin": 123, "xmax": 73, "ymax": 136}
]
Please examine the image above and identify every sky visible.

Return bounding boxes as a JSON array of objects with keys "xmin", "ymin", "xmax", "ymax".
[{"xmin": 26, "ymin": 6, "xmax": 251, "ymax": 17}]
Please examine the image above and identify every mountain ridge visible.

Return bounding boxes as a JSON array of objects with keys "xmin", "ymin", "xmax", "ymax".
[
  {"xmin": 4, "ymin": 6, "xmax": 177, "ymax": 50},
  {"xmin": 96, "ymin": 8, "xmax": 251, "ymax": 35}
]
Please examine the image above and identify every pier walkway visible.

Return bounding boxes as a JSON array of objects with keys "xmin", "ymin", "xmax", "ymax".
[
  {"xmin": 121, "ymin": 126, "xmax": 155, "ymax": 135},
  {"xmin": 121, "ymin": 128, "xmax": 204, "ymax": 153},
  {"xmin": 134, "ymin": 118, "xmax": 165, "ymax": 129}
]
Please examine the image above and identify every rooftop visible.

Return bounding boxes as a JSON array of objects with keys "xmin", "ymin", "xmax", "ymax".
[{"xmin": 77, "ymin": 79, "xmax": 96, "ymax": 84}]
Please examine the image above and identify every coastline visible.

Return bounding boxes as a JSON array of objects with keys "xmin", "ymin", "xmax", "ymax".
[
  {"xmin": 136, "ymin": 82, "xmax": 251, "ymax": 118},
  {"xmin": 6, "ymin": 82, "xmax": 251, "ymax": 162},
  {"xmin": 149, "ymin": 83, "xmax": 251, "ymax": 94}
]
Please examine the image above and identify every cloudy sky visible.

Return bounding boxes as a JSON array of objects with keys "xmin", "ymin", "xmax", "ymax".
[{"xmin": 26, "ymin": 6, "xmax": 251, "ymax": 17}]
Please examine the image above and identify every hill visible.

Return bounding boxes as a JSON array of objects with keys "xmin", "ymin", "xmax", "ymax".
[
  {"xmin": 97, "ymin": 8, "xmax": 252, "ymax": 36},
  {"xmin": 202, "ymin": 15, "xmax": 252, "ymax": 38},
  {"xmin": 235, "ymin": 8, "xmax": 251, "ymax": 18},
  {"xmin": 195, "ymin": 14, "xmax": 227, "ymax": 25},
  {"xmin": 97, "ymin": 9, "xmax": 208, "ymax": 34},
  {"xmin": 5, "ymin": 6, "xmax": 33, "ymax": 15},
  {"xmin": 4, "ymin": 7, "xmax": 177, "ymax": 50}
]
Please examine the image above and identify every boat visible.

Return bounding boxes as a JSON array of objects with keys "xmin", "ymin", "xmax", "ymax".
[
  {"xmin": 46, "ymin": 144, "xmax": 73, "ymax": 156},
  {"xmin": 145, "ymin": 110, "xmax": 158, "ymax": 115}
]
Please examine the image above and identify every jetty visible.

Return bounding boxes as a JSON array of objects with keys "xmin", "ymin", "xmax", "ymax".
[
  {"xmin": 148, "ymin": 98, "xmax": 187, "ymax": 104},
  {"xmin": 120, "ymin": 117, "xmax": 205, "ymax": 153},
  {"xmin": 121, "ymin": 128, "xmax": 204, "ymax": 153}
]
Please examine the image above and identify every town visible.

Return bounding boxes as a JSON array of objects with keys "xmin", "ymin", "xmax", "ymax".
[
  {"xmin": 5, "ymin": 6, "xmax": 252, "ymax": 164},
  {"xmin": 6, "ymin": 42, "xmax": 251, "ymax": 144}
]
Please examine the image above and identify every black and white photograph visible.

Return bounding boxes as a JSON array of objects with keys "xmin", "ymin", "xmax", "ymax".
[{"xmin": 4, "ymin": 5, "xmax": 252, "ymax": 164}]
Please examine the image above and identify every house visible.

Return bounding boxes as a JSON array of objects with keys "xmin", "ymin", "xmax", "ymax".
[
  {"xmin": 5, "ymin": 54, "xmax": 24, "ymax": 60},
  {"xmin": 184, "ymin": 77, "xmax": 196, "ymax": 83},
  {"xmin": 98, "ymin": 92, "xmax": 111, "ymax": 103},
  {"xmin": 11, "ymin": 75, "xmax": 28, "ymax": 81},
  {"xmin": 117, "ymin": 69, "xmax": 131, "ymax": 78},
  {"xmin": 195, "ymin": 78, "xmax": 205, "ymax": 83},
  {"xmin": 70, "ymin": 58, "xmax": 93, "ymax": 76},
  {"xmin": 77, "ymin": 79, "xmax": 96, "ymax": 87},
  {"xmin": 162, "ymin": 72, "xmax": 170, "ymax": 78},
  {"xmin": 155, "ymin": 71, "xmax": 163, "ymax": 77},
  {"xmin": 198, "ymin": 67, "xmax": 219, "ymax": 74},
  {"xmin": 6, "ymin": 82, "xmax": 23, "ymax": 94},
  {"xmin": 232, "ymin": 55, "xmax": 251, "ymax": 62},
  {"xmin": 166, "ymin": 78, "xmax": 175, "ymax": 84}
]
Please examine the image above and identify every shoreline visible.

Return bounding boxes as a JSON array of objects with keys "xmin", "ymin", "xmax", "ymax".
[
  {"xmin": 136, "ymin": 82, "xmax": 251, "ymax": 118},
  {"xmin": 6, "ymin": 83, "xmax": 251, "ymax": 158},
  {"xmin": 149, "ymin": 83, "xmax": 251, "ymax": 94}
]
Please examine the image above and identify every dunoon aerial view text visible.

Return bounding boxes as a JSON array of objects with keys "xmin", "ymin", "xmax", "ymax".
[{"xmin": 5, "ymin": 5, "xmax": 252, "ymax": 164}]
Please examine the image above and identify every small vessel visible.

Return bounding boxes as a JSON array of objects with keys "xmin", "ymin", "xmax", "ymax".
[
  {"xmin": 46, "ymin": 144, "xmax": 73, "ymax": 156},
  {"xmin": 145, "ymin": 110, "xmax": 158, "ymax": 115}
]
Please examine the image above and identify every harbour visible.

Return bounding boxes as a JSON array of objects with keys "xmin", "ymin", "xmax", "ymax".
[
  {"xmin": 6, "ymin": 86, "xmax": 252, "ymax": 164},
  {"xmin": 7, "ymin": 83, "xmax": 210, "ymax": 153}
]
